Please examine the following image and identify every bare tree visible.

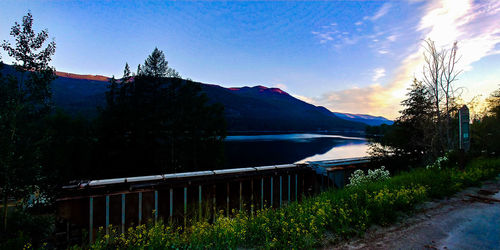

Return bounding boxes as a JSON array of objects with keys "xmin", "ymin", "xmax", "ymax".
[{"xmin": 421, "ymin": 39, "xmax": 462, "ymax": 153}]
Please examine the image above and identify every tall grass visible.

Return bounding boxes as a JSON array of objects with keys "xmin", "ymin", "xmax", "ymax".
[{"xmin": 78, "ymin": 157, "xmax": 500, "ymax": 249}]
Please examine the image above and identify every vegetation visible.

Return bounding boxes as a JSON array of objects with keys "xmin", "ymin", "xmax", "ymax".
[
  {"xmin": 347, "ymin": 166, "xmax": 390, "ymax": 187},
  {"xmin": 95, "ymin": 48, "xmax": 226, "ymax": 177},
  {"xmin": 367, "ymin": 39, "xmax": 500, "ymax": 170},
  {"xmin": 0, "ymin": 12, "xmax": 227, "ymax": 247},
  {"xmin": 0, "ymin": 11, "xmax": 56, "ymax": 233},
  {"xmin": 77, "ymin": 157, "xmax": 500, "ymax": 249}
]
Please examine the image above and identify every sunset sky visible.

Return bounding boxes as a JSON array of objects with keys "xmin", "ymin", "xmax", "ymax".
[{"xmin": 1, "ymin": 0, "xmax": 499, "ymax": 119}]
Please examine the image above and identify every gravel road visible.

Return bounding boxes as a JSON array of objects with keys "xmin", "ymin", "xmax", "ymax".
[{"xmin": 329, "ymin": 175, "xmax": 500, "ymax": 250}]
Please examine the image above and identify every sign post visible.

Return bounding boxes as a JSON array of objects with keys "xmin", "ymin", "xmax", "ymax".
[
  {"xmin": 458, "ymin": 105, "xmax": 470, "ymax": 169},
  {"xmin": 459, "ymin": 105, "xmax": 470, "ymax": 152}
]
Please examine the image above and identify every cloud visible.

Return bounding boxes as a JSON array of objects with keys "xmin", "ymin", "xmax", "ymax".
[
  {"xmin": 292, "ymin": 94, "xmax": 315, "ymax": 104},
  {"xmin": 372, "ymin": 68, "xmax": 386, "ymax": 82},
  {"xmin": 387, "ymin": 35, "xmax": 397, "ymax": 42},
  {"xmin": 313, "ymin": 0, "xmax": 500, "ymax": 119},
  {"xmin": 355, "ymin": 21, "xmax": 363, "ymax": 26},
  {"xmin": 364, "ymin": 3, "xmax": 392, "ymax": 21},
  {"xmin": 311, "ymin": 30, "xmax": 336, "ymax": 44},
  {"xmin": 274, "ymin": 83, "xmax": 287, "ymax": 90}
]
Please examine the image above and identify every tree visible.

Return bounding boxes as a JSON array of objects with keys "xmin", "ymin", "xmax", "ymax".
[
  {"xmin": 142, "ymin": 47, "xmax": 181, "ymax": 78},
  {"xmin": 397, "ymin": 79, "xmax": 434, "ymax": 161},
  {"xmin": 123, "ymin": 62, "xmax": 131, "ymax": 79},
  {"xmin": 471, "ymin": 87, "xmax": 500, "ymax": 155},
  {"xmin": 95, "ymin": 61, "xmax": 225, "ymax": 177},
  {"xmin": 136, "ymin": 64, "xmax": 142, "ymax": 76},
  {"xmin": 368, "ymin": 79, "xmax": 434, "ymax": 168},
  {"xmin": 422, "ymin": 39, "xmax": 462, "ymax": 154},
  {"xmin": 0, "ymin": 12, "xmax": 56, "ymax": 231}
]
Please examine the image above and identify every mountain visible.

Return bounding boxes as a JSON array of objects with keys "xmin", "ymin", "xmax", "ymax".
[
  {"xmin": 1, "ymin": 65, "xmax": 392, "ymax": 132},
  {"xmin": 331, "ymin": 112, "xmax": 393, "ymax": 126},
  {"xmin": 200, "ymin": 85, "xmax": 365, "ymax": 132}
]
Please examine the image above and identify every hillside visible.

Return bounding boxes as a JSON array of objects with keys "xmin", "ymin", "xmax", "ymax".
[{"xmin": 1, "ymin": 65, "xmax": 393, "ymax": 132}]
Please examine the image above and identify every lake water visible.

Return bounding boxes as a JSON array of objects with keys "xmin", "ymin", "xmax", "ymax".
[{"xmin": 223, "ymin": 133, "xmax": 368, "ymax": 168}]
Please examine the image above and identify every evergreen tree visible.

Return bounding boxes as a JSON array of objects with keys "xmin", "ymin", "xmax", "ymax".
[
  {"xmin": 368, "ymin": 79, "xmax": 434, "ymax": 167},
  {"xmin": 96, "ymin": 63, "xmax": 225, "ymax": 177},
  {"xmin": 123, "ymin": 62, "xmax": 131, "ymax": 79},
  {"xmin": 136, "ymin": 64, "xmax": 142, "ymax": 76},
  {"xmin": 142, "ymin": 47, "xmax": 181, "ymax": 78}
]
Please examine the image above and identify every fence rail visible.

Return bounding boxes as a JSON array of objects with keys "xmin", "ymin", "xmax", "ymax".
[{"xmin": 56, "ymin": 157, "xmax": 373, "ymax": 246}]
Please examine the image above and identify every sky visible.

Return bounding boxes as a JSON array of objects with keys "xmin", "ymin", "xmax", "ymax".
[{"xmin": 1, "ymin": 0, "xmax": 500, "ymax": 119}]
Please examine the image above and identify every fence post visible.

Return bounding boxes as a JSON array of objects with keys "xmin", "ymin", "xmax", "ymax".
[
  {"xmin": 89, "ymin": 197, "xmax": 93, "ymax": 244},
  {"xmin": 198, "ymin": 185, "xmax": 202, "ymax": 220},
  {"xmin": 239, "ymin": 181, "xmax": 243, "ymax": 211},
  {"xmin": 138, "ymin": 192, "xmax": 142, "ymax": 225},
  {"xmin": 121, "ymin": 194, "xmax": 125, "ymax": 234},
  {"xmin": 279, "ymin": 176, "xmax": 282, "ymax": 207},
  {"xmin": 250, "ymin": 179, "xmax": 254, "ymax": 216},
  {"xmin": 261, "ymin": 178, "xmax": 264, "ymax": 210},
  {"xmin": 105, "ymin": 195, "xmax": 110, "ymax": 235},
  {"xmin": 288, "ymin": 175, "xmax": 291, "ymax": 203},
  {"xmin": 295, "ymin": 174, "xmax": 298, "ymax": 201},
  {"xmin": 169, "ymin": 188, "xmax": 173, "ymax": 224},
  {"xmin": 154, "ymin": 191, "xmax": 158, "ymax": 222},
  {"xmin": 184, "ymin": 187, "xmax": 187, "ymax": 228},
  {"xmin": 270, "ymin": 177, "xmax": 273, "ymax": 207},
  {"xmin": 226, "ymin": 183, "xmax": 230, "ymax": 216},
  {"xmin": 213, "ymin": 184, "xmax": 216, "ymax": 221}
]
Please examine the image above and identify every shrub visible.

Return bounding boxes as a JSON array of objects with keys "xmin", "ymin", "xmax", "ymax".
[{"xmin": 347, "ymin": 166, "xmax": 390, "ymax": 187}]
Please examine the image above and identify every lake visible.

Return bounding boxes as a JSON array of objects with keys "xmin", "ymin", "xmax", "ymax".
[{"xmin": 223, "ymin": 133, "xmax": 368, "ymax": 168}]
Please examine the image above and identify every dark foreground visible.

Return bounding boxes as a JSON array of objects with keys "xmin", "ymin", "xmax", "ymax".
[{"xmin": 332, "ymin": 174, "xmax": 500, "ymax": 250}]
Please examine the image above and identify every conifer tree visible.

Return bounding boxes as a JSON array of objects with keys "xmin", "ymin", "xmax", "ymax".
[{"xmin": 142, "ymin": 47, "xmax": 180, "ymax": 78}]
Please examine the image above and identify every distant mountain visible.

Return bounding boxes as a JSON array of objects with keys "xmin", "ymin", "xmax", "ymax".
[
  {"xmin": 1, "ymin": 65, "xmax": 392, "ymax": 132},
  {"xmin": 199, "ymin": 85, "xmax": 365, "ymax": 132},
  {"xmin": 331, "ymin": 112, "xmax": 393, "ymax": 126}
]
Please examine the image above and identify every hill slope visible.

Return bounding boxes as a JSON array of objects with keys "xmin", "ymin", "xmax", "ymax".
[{"xmin": 1, "ymin": 65, "xmax": 391, "ymax": 132}]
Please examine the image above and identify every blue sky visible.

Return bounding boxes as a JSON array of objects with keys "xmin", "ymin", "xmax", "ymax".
[{"xmin": 1, "ymin": 0, "xmax": 500, "ymax": 119}]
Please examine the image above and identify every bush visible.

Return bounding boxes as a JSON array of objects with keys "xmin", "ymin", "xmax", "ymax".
[{"xmin": 347, "ymin": 166, "xmax": 390, "ymax": 187}]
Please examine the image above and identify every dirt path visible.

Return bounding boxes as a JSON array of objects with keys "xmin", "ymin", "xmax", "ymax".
[{"xmin": 329, "ymin": 175, "xmax": 500, "ymax": 250}]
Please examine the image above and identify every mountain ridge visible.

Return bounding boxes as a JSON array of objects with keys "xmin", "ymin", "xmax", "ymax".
[{"xmin": 0, "ymin": 65, "xmax": 392, "ymax": 131}]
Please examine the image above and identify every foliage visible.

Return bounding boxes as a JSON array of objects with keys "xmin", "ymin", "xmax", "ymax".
[
  {"xmin": 368, "ymin": 79, "xmax": 435, "ymax": 169},
  {"xmin": 0, "ymin": 209, "xmax": 53, "ymax": 249},
  {"xmin": 471, "ymin": 87, "xmax": 500, "ymax": 156},
  {"xmin": 0, "ymin": 11, "xmax": 56, "ymax": 231},
  {"xmin": 347, "ymin": 166, "xmax": 390, "ymax": 187},
  {"xmin": 78, "ymin": 157, "xmax": 500, "ymax": 249},
  {"xmin": 95, "ymin": 59, "xmax": 226, "ymax": 177},
  {"xmin": 426, "ymin": 154, "xmax": 449, "ymax": 170},
  {"xmin": 141, "ymin": 47, "xmax": 180, "ymax": 78}
]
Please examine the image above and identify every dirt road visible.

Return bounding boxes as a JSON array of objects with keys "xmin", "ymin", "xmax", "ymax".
[{"xmin": 331, "ymin": 175, "xmax": 500, "ymax": 250}]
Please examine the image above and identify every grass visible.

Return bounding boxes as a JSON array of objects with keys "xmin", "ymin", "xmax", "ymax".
[{"xmin": 73, "ymin": 157, "xmax": 500, "ymax": 249}]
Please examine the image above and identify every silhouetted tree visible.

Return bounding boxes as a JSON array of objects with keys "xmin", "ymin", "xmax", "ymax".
[
  {"xmin": 369, "ymin": 79, "xmax": 434, "ymax": 168},
  {"xmin": 136, "ymin": 64, "xmax": 142, "ymax": 76},
  {"xmin": 0, "ymin": 12, "xmax": 56, "ymax": 231},
  {"xmin": 95, "ymin": 61, "xmax": 225, "ymax": 177},
  {"xmin": 471, "ymin": 88, "xmax": 500, "ymax": 155},
  {"xmin": 123, "ymin": 62, "xmax": 131, "ymax": 79},
  {"xmin": 142, "ymin": 47, "xmax": 180, "ymax": 78}
]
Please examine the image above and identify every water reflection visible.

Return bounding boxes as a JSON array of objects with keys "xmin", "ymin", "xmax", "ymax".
[{"xmin": 224, "ymin": 134, "xmax": 368, "ymax": 168}]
